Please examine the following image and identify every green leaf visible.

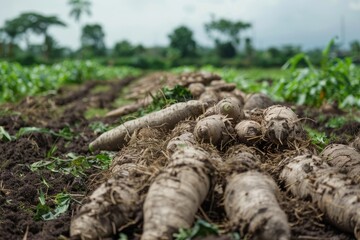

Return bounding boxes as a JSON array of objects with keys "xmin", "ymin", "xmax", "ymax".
[
  {"xmin": 16, "ymin": 127, "xmax": 52, "ymax": 138},
  {"xmin": 174, "ymin": 219, "xmax": 219, "ymax": 240},
  {"xmin": 0, "ymin": 126, "xmax": 12, "ymax": 142}
]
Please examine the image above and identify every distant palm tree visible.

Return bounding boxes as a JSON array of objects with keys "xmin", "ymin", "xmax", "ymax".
[
  {"xmin": 68, "ymin": 0, "xmax": 91, "ymax": 23},
  {"xmin": 68, "ymin": 0, "xmax": 91, "ymax": 57}
]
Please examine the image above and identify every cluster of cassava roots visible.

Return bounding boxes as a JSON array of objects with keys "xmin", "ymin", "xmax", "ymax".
[{"xmin": 70, "ymin": 73, "xmax": 360, "ymax": 240}]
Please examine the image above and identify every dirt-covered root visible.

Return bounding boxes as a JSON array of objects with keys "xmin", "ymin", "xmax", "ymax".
[
  {"xmin": 199, "ymin": 89, "xmax": 221, "ymax": 105},
  {"xmin": 279, "ymin": 155, "xmax": 360, "ymax": 238},
  {"xmin": 320, "ymin": 144, "xmax": 360, "ymax": 184},
  {"xmin": 351, "ymin": 136, "xmax": 360, "ymax": 152},
  {"xmin": 224, "ymin": 171, "xmax": 290, "ymax": 240},
  {"xmin": 204, "ymin": 98, "xmax": 245, "ymax": 124},
  {"xmin": 262, "ymin": 105, "xmax": 304, "ymax": 146},
  {"xmin": 127, "ymin": 72, "xmax": 177, "ymax": 99},
  {"xmin": 194, "ymin": 115, "xmax": 235, "ymax": 149},
  {"xmin": 179, "ymin": 72, "xmax": 222, "ymax": 86},
  {"xmin": 90, "ymin": 100, "xmax": 207, "ymax": 151},
  {"xmin": 166, "ymin": 132, "xmax": 197, "ymax": 155},
  {"xmin": 223, "ymin": 144, "xmax": 261, "ymax": 172},
  {"xmin": 243, "ymin": 93, "xmax": 274, "ymax": 110},
  {"xmin": 106, "ymin": 96, "xmax": 152, "ymax": 118},
  {"xmin": 209, "ymin": 81, "xmax": 237, "ymax": 92},
  {"xmin": 235, "ymin": 120, "xmax": 262, "ymax": 144},
  {"xmin": 188, "ymin": 83, "xmax": 206, "ymax": 98},
  {"xmin": 70, "ymin": 176, "xmax": 141, "ymax": 239},
  {"xmin": 141, "ymin": 146, "xmax": 214, "ymax": 240}
]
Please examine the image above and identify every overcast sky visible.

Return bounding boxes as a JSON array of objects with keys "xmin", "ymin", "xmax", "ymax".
[{"xmin": 1, "ymin": 0, "xmax": 360, "ymax": 50}]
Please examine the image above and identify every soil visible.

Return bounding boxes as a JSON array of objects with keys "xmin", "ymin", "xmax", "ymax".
[{"xmin": 0, "ymin": 73, "xmax": 359, "ymax": 240}]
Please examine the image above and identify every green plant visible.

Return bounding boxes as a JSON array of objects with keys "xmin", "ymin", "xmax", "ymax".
[
  {"xmin": 0, "ymin": 60, "xmax": 141, "ymax": 103},
  {"xmin": 305, "ymin": 127, "xmax": 333, "ymax": 150},
  {"xmin": 274, "ymin": 39, "xmax": 360, "ymax": 108},
  {"xmin": 173, "ymin": 219, "xmax": 219, "ymax": 240},
  {"xmin": 30, "ymin": 152, "xmax": 113, "ymax": 176},
  {"xmin": 89, "ymin": 121, "xmax": 112, "ymax": 134},
  {"xmin": 35, "ymin": 191, "xmax": 76, "ymax": 221},
  {"xmin": 325, "ymin": 116, "xmax": 347, "ymax": 129},
  {"xmin": 137, "ymin": 85, "xmax": 193, "ymax": 117},
  {"xmin": 0, "ymin": 126, "xmax": 12, "ymax": 142},
  {"xmin": 16, "ymin": 126, "xmax": 74, "ymax": 140}
]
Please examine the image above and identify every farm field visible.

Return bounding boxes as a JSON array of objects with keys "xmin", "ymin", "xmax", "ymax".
[{"xmin": 0, "ymin": 61, "xmax": 360, "ymax": 240}]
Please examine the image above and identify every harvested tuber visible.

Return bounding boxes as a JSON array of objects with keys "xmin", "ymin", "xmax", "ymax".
[
  {"xmin": 141, "ymin": 146, "xmax": 213, "ymax": 240},
  {"xmin": 223, "ymin": 145, "xmax": 290, "ymax": 240},
  {"xmin": 106, "ymin": 96, "xmax": 152, "ymax": 118},
  {"xmin": 262, "ymin": 105, "xmax": 303, "ymax": 145},
  {"xmin": 280, "ymin": 154, "xmax": 360, "ymax": 238},
  {"xmin": 70, "ymin": 166, "xmax": 142, "ymax": 239},
  {"xmin": 321, "ymin": 144, "xmax": 360, "ymax": 184},
  {"xmin": 194, "ymin": 114, "xmax": 235, "ymax": 148},
  {"xmin": 235, "ymin": 120, "xmax": 262, "ymax": 144},
  {"xmin": 188, "ymin": 83, "xmax": 206, "ymax": 98},
  {"xmin": 166, "ymin": 132, "xmax": 196, "ymax": 155},
  {"xmin": 351, "ymin": 136, "xmax": 360, "ymax": 152},
  {"xmin": 244, "ymin": 93, "xmax": 273, "ymax": 110},
  {"xmin": 89, "ymin": 100, "xmax": 206, "ymax": 151}
]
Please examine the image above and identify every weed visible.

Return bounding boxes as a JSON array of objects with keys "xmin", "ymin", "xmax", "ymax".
[
  {"xmin": 15, "ymin": 126, "xmax": 74, "ymax": 140},
  {"xmin": 30, "ymin": 152, "xmax": 114, "ymax": 177},
  {"xmin": 274, "ymin": 39, "xmax": 360, "ymax": 108},
  {"xmin": 137, "ymin": 85, "xmax": 192, "ymax": 117},
  {"xmin": 173, "ymin": 219, "xmax": 219, "ymax": 240},
  {"xmin": 0, "ymin": 126, "xmax": 12, "ymax": 142},
  {"xmin": 34, "ymin": 191, "xmax": 77, "ymax": 221},
  {"xmin": 89, "ymin": 121, "xmax": 112, "ymax": 134},
  {"xmin": 305, "ymin": 127, "xmax": 335, "ymax": 150}
]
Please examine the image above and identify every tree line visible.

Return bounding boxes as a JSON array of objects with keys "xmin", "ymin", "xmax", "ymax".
[{"xmin": 0, "ymin": 0, "xmax": 359, "ymax": 68}]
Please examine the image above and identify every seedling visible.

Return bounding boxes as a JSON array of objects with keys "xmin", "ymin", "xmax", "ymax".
[
  {"xmin": 173, "ymin": 219, "xmax": 219, "ymax": 240},
  {"xmin": 0, "ymin": 126, "xmax": 12, "ymax": 142}
]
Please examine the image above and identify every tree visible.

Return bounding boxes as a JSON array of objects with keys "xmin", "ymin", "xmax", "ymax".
[
  {"xmin": 113, "ymin": 40, "xmax": 136, "ymax": 57},
  {"xmin": 68, "ymin": 0, "xmax": 91, "ymax": 23},
  {"xmin": 205, "ymin": 17, "xmax": 251, "ymax": 58},
  {"xmin": 244, "ymin": 37, "xmax": 254, "ymax": 63},
  {"xmin": 350, "ymin": 40, "xmax": 360, "ymax": 57},
  {"xmin": 81, "ymin": 24, "xmax": 106, "ymax": 56},
  {"xmin": 3, "ymin": 18, "xmax": 26, "ymax": 57},
  {"xmin": 17, "ymin": 13, "xmax": 66, "ymax": 59},
  {"xmin": 168, "ymin": 26, "xmax": 197, "ymax": 58}
]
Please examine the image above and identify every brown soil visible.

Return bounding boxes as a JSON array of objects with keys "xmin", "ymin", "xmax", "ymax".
[
  {"xmin": 0, "ymin": 77, "xmax": 133, "ymax": 240},
  {"xmin": 1, "ymin": 73, "xmax": 359, "ymax": 240}
]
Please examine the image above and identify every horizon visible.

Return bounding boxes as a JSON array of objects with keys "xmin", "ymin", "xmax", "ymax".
[{"xmin": 1, "ymin": 0, "xmax": 360, "ymax": 51}]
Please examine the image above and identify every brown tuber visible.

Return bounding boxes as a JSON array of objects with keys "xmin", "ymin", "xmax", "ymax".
[
  {"xmin": 223, "ymin": 145, "xmax": 290, "ymax": 240},
  {"xmin": 194, "ymin": 114, "xmax": 234, "ymax": 148},
  {"xmin": 141, "ymin": 146, "xmax": 213, "ymax": 240},
  {"xmin": 89, "ymin": 100, "xmax": 206, "ymax": 151},
  {"xmin": 321, "ymin": 144, "xmax": 360, "ymax": 184},
  {"xmin": 235, "ymin": 120, "xmax": 262, "ymax": 144},
  {"xmin": 262, "ymin": 105, "xmax": 303, "ymax": 145},
  {"xmin": 280, "ymin": 154, "xmax": 360, "ymax": 238},
  {"xmin": 244, "ymin": 93, "xmax": 273, "ymax": 110}
]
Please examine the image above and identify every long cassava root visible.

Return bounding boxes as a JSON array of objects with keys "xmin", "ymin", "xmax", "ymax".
[
  {"xmin": 90, "ymin": 100, "xmax": 206, "ymax": 151},
  {"xmin": 224, "ymin": 146, "xmax": 290, "ymax": 240},
  {"xmin": 141, "ymin": 146, "xmax": 213, "ymax": 240},
  {"xmin": 70, "ymin": 166, "xmax": 142, "ymax": 239},
  {"xmin": 279, "ymin": 154, "xmax": 360, "ymax": 238}
]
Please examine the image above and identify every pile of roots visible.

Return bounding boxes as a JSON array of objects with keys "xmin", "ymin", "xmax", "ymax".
[{"xmin": 70, "ymin": 72, "xmax": 360, "ymax": 240}]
